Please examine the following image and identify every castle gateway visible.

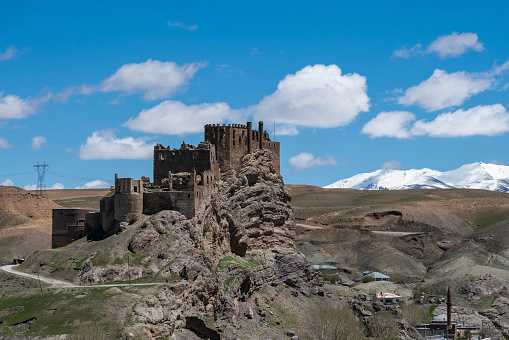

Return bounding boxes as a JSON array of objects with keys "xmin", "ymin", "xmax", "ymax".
[{"xmin": 52, "ymin": 121, "xmax": 279, "ymax": 247}]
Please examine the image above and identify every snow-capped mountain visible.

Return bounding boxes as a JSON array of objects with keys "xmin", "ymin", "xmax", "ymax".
[{"xmin": 324, "ymin": 162, "xmax": 509, "ymax": 192}]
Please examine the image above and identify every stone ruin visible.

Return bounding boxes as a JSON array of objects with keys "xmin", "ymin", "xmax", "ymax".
[{"xmin": 52, "ymin": 121, "xmax": 280, "ymax": 247}]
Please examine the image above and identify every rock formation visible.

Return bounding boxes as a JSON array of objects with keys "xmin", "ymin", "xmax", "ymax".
[{"xmin": 75, "ymin": 150, "xmax": 320, "ymax": 338}]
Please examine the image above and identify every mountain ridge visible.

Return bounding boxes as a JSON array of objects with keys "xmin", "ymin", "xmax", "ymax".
[{"xmin": 324, "ymin": 162, "xmax": 509, "ymax": 192}]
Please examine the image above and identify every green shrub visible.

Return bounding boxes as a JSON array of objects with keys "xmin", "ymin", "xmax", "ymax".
[{"xmin": 363, "ymin": 275, "xmax": 375, "ymax": 283}]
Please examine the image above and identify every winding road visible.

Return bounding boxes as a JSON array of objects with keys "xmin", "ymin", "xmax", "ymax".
[{"xmin": 0, "ymin": 265, "xmax": 164, "ymax": 288}]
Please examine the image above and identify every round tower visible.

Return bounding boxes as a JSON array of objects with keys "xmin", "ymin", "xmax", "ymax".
[{"xmin": 114, "ymin": 175, "xmax": 143, "ymax": 225}]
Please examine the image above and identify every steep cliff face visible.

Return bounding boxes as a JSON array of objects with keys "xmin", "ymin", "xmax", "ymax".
[
  {"xmin": 119, "ymin": 150, "xmax": 319, "ymax": 337},
  {"xmin": 193, "ymin": 149, "xmax": 295, "ymax": 259}
]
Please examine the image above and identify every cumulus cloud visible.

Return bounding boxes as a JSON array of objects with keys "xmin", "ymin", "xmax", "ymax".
[
  {"xmin": 83, "ymin": 59, "xmax": 206, "ymax": 100},
  {"xmin": 167, "ymin": 21, "xmax": 197, "ymax": 31},
  {"xmin": 75, "ymin": 180, "xmax": 110, "ymax": 189},
  {"xmin": 79, "ymin": 130, "xmax": 155, "ymax": 160},
  {"xmin": 50, "ymin": 183, "xmax": 65, "ymax": 190},
  {"xmin": 0, "ymin": 137, "xmax": 13, "ymax": 149},
  {"xmin": 393, "ymin": 44, "xmax": 422, "ymax": 59},
  {"xmin": 411, "ymin": 104, "xmax": 509, "ymax": 137},
  {"xmin": 427, "ymin": 32, "xmax": 484, "ymax": 59},
  {"xmin": 124, "ymin": 100, "xmax": 233, "ymax": 135},
  {"xmin": 0, "ymin": 46, "xmax": 17, "ymax": 61},
  {"xmin": 382, "ymin": 160, "xmax": 402, "ymax": 170},
  {"xmin": 364, "ymin": 105, "xmax": 509, "ymax": 139},
  {"xmin": 394, "ymin": 32, "xmax": 484, "ymax": 59},
  {"xmin": 398, "ymin": 69, "xmax": 492, "ymax": 111},
  {"xmin": 31, "ymin": 136, "xmax": 48, "ymax": 150},
  {"xmin": 24, "ymin": 183, "xmax": 64, "ymax": 190},
  {"xmin": 275, "ymin": 124, "xmax": 299, "ymax": 136},
  {"xmin": 1, "ymin": 179, "xmax": 14, "ymax": 186},
  {"xmin": 0, "ymin": 92, "xmax": 51, "ymax": 120},
  {"xmin": 250, "ymin": 64, "xmax": 370, "ymax": 129},
  {"xmin": 289, "ymin": 152, "xmax": 338, "ymax": 171},
  {"xmin": 362, "ymin": 111, "xmax": 415, "ymax": 139}
]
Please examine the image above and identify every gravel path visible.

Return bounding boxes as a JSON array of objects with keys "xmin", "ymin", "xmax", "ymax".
[{"xmin": 0, "ymin": 265, "xmax": 164, "ymax": 288}]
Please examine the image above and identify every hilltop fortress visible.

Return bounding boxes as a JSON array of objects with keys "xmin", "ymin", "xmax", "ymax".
[{"xmin": 52, "ymin": 121, "xmax": 280, "ymax": 248}]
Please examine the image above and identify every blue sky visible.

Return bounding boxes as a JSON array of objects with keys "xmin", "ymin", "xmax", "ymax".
[{"xmin": 1, "ymin": 1, "xmax": 509, "ymax": 189}]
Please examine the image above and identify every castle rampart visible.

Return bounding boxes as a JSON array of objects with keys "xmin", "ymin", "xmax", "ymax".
[
  {"xmin": 53, "ymin": 121, "xmax": 280, "ymax": 247},
  {"xmin": 52, "ymin": 208, "xmax": 99, "ymax": 248}
]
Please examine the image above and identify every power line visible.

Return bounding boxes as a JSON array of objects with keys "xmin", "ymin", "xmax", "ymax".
[
  {"xmin": 47, "ymin": 170, "xmax": 107, "ymax": 183},
  {"xmin": 0, "ymin": 172, "xmax": 33, "ymax": 178},
  {"xmin": 33, "ymin": 161, "xmax": 49, "ymax": 197}
]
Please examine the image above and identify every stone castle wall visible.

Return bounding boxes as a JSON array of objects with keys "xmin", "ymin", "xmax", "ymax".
[
  {"xmin": 153, "ymin": 142, "xmax": 218, "ymax": 186},
  {"xmin": 52, "ymin": 121, "xmax": 280, "ymax": 247},
  {"xmin": 52, "ymin": 208, "xmax": 99, "ymax": 248},
  {"xmin": 204, "ymin": 121, "xmax": 280, "ymax": 175}
]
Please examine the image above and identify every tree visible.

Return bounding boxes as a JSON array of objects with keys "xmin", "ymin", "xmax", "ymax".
[
  {"xmin": 301, "ymin": 302, "xmax": 366, "ymax": 340},
  {"xmin": 367, "ymin": 311, "xmax": 399, "ymax": 340}
]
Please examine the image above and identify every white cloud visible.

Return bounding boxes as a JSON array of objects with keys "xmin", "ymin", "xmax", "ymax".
[
  {"xmin": 427, "ymin": 32, "xmax": 484, "ymax": 59},
  {"xmin": 398, "ymin": 69, "xmax": 492, "ymax": 111},
  {"xmin": 362, "ymin": 111, "xmax": 415, "ymax": 139},
  {"xmin": 79, "ymin": 130, "xmax": 155, "ymax": 160},
  {"xmin": 490, "ymin": 160, "xmax": 505, "ymax": 165},
  {"xmin": 250, "ymin": 64, "xmax": 370, "ymax": 129},
  {"xmin": 0, "ymin": 92, "xmax": 51, "ymax": 119},
  {"xmin": 393, "ymin": 44, "xmax": 422, "ymax": 59},
  {"xmin": 24, "ymin": 183, "xmax": 64, "ymax": 190},
  {"xmin": 275, "ymin": 124, "xmax": 299, "ymax": 136},
  {"xmin": 363, "ymin": 105, "xmax": 509, "ymax": 139},
  {"xmin": 0, "ymin": 137, "xmax": 13, "ymax": 149},
  {"xmin": 85, "ymin": 59, "xmax": 206, "ymax": 100},
  {"xmin": 167, "ymin": 21, "xmax": 197, "ymax": 31},
  {"xmin": 0, "ymin": 46, "xmax": 17, "ymax": 61},
  {"xmin": 382, "ymin": 160, "xmax": 402, "ymax": 170},
  {"xmin": 493, "ymin": 61, "xmax": 509, "ymax": 76},
  {"xmin": 1, "ymin": 179, "xmax": 14, "ymax": 186},
  {"xmin": 31, "ymin": 136, "xmax": 48, "ymax": 150},
  {"xmin": 411, "ymin": 104, "xmax": 509, "ymax": 137},
  {"xmin": 289, "ymin": 152, "xmax": 338, "ymax": 171},
  {"xmin": 50, "ymin": 183, "xmax": 64, "ymax": 190},
  {"xmin": 75, "ymin": 180, "xmax": 110, "ymax": 189},
  {"xmin": 123, "ymin": 100, "xmax": 233, "ymax": 135}
]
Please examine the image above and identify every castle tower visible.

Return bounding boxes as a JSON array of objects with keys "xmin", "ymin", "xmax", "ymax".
[
  {"xmin": 113, "ymin": 174, "xmax": 143, "ymax": 225},
  {"xmin": 203, "ymin": 121, "xmax": 279, "ymax": 175}
]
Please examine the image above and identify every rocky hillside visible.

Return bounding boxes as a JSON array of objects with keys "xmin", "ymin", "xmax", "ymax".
[{"xmin": 20, "ymin": 151, "xmax": 327, "ymax": 339}]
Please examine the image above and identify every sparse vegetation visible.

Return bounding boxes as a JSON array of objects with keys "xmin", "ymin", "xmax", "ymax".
[
  {"xmin": 367, "ymin": 311, "xmax": 399, "ymax": 340},
  {"xmin": 321, "ymin": 270, "xmax": 340, "ymax": 282},
  {"xmin": 300, "ymin": 302, "xmax": 365, "ymax": 340},
  {"xmin": 363, "ymin": 275, "xmax": 375, "ymax": 283},
  {"xmin": 217, "ymin": 255, "xmax": 261, "ymax": 271}
]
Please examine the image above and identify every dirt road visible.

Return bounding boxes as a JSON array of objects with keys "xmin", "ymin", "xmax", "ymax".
[{"xmin": 0, "ymin": 265, "xmax": 164, "ymax": 288}]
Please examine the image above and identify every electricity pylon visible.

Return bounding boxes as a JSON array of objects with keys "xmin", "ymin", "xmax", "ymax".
[{"xmin": 33, "ymin": 161, "xmax": 49, "ymax": 197}]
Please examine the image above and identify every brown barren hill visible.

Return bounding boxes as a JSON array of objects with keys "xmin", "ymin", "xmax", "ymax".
[
  {"xmin": 0, "ymin": 186, "xmax": 63, "ymax": 263},
  {"xmin": 0, "ymin": 186, "xmax": 62, "ymax": 229}
]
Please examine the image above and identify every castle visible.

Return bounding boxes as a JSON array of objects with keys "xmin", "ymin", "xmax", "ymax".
[{"xmin": 52, "ymin": 121, "xmax": 280, "ymax": 248}]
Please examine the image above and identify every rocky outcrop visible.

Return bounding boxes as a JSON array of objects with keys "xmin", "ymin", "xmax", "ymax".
[
  {"xmin": 348, "ymin": 294, "xmax": 423, "ymax": 340},
  {"xmin": 460, "ymin": 274, "xmax": 509, "ymax": 301},
  {"xmin": 99, "ymin": 150, "xmax": 320, "ymax": 337},
  {"xmin": 192, "ymin": 150, "xmax": 296, "ymax": 260}
]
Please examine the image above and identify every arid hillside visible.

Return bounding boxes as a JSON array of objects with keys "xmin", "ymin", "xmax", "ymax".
[
  {"xmin": 288, "ymin": 185, "xmax": 509, "ymax": 289},
  {"xmin": 0, "ymin": 187, "xmax": 110, "ymax": 264},
  {"xmin": 0, "ymin": 187, "xmax": 62, "ymax": 264}
]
